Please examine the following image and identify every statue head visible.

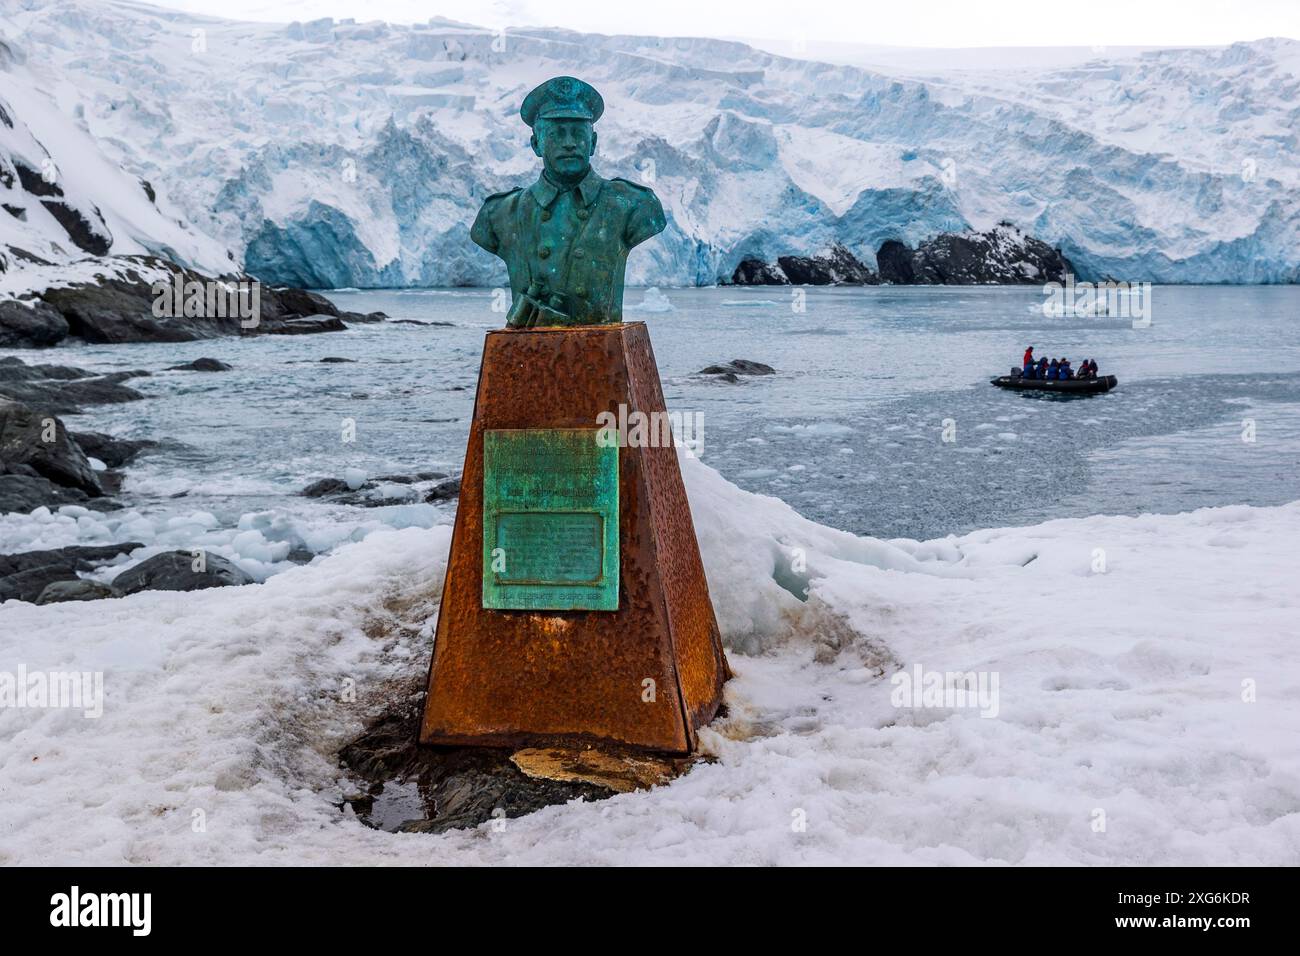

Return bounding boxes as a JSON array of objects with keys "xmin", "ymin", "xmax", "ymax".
[{"xmin": 521, "ymin": 76, "xmax": 604, "ymax": 185}]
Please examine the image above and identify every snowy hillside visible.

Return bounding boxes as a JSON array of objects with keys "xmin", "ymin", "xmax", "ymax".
[
  {"xmin": 0, "ymin": 30, "xmax": 232, "ymax": 275},
  {"xmin": 1, "ymin": 0, "xmax": 1298, "ymax": 285},
  {"xmin": 3, "ymin": 454, "xmax": 1297, "ymax": 864}
]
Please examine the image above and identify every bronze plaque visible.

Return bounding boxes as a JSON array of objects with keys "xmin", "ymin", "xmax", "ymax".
[{"xmin": 482, "ymin": 428, "xmax": 619, "ymax": 610}]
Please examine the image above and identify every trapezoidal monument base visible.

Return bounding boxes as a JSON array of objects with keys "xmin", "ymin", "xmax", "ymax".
[{"xmin": 419, "ymin": 321, "xmax": 730, "ymax": 755}]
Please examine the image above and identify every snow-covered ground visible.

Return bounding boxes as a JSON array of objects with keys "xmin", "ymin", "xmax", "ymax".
[{"xmin": 2, "ymin": 454, "xmax": 1296, "ymax": 865}]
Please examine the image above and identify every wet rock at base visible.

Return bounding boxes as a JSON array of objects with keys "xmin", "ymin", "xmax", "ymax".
[
  {"xmin": 111, "ymin": 550, "xmax": 254, "ymax": 595},
  {"xmin": 339, "ymin": 699, "xmax": 617, "ymax": 835}
]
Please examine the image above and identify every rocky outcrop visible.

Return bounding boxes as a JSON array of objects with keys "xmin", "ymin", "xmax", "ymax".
[
  {"xmin": 68, "ymin": 431, "xmax": 156, "ymax": 469},
  {"xmin": 0, "ymin": 542, "xmax": 141, "ymax": 603},
  {"xmin": 877, "ymin": 223, "xmax": 1073, "ymax": 285},
  {"xmin": 0, "ymin": 472, "xmax": 110, "ymax": 513},
  {"xmin": 0, "ymin": 299, "xmax": 68, "ymax": 347},
  {"xmin": 0, "ymin": 359, "xmax": 154, "ymax": 514},
  {"xmin": 166, "ymin": 357, "xmax": 232, "ymax": 372},
  {"xmin": 730, "ymin": 244, "xmax": 877, "ymax": 286},
  {"xmin": 300, "ymin": 471, "xmax": 458, "ymax": 507},
  {"xmin": 0, "ymin": 255, "xmax": 381, "ymax": 347},
  {"xmin": 0, "ymin": 396, "xmax": 102, "ymax": 495},
  {"xmin": 697, "ymin": 359, "xmax": 776, "ymax": 383},
  {"xmin": 731, "ymin": 258, "xmax": 789, "ymax": 285},
  {"xmin": 731, "ymin": 226, "xmax": 1073, "ymax": 287},
  {"xmin": 36, "ymin": 579, "xmax": 117, "ymax": 604},
  {"xmin": 110, "ymin": 550, "xmax": 254, "ymax": 594}
]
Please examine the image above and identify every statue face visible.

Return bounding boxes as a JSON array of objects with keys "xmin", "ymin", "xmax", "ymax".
[{"xmin": 531, "ymin": 118, "xmax": 596, "ymax": 181}]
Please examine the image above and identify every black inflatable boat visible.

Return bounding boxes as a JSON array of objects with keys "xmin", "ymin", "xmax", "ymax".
[{"xmin": 991, "ymin": 373, "xmax": 1118, "ymax": 394}]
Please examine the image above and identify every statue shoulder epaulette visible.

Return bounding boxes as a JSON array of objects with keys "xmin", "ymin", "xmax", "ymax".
[
  {"xmin": 610, "ymin": 177, "xmax": 655, "ymax": 194},
  {"xmin": 482, "ymin": 186, "xmax": 523, "ymax": 205}
]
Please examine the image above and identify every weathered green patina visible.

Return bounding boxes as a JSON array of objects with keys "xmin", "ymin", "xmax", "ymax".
[
  {"xmin": 481, "ymin": 428, "xmax": 619, "ymax": 610},
  {"xmin": 470, "ymin": 76, "xmax": 667, "ymax": 327}
]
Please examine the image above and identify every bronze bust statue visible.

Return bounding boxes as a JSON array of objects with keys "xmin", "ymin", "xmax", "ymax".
[{"xmin": 470, "ymin": 76, "xmax": 667, "ymax": 327}]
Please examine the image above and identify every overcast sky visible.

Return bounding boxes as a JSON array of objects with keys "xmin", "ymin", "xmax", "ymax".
[{"xmin": 142, "ymin": 0, "xmax": 1299, "ymax": 49}]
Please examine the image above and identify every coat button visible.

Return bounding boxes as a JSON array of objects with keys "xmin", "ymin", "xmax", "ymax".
[
  {"xmin": 573, "ymin": 248, "xmax": 585, "ymax": 259},
  {"xmin": 541, "ymin": 210, "xmax": 551, "ymax": 221},
  {"xmin": 539, "ymin": 246, "xmax": 551, "ymax": 259},
  {"xmin": 577, "ymin": 208, "xmax": 589, "ymax": 220}
]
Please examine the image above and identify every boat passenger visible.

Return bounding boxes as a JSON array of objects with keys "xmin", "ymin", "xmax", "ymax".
[
  {"xmin": 1023, "ymin": 346, "xmax": 1035, "ymax": 375},
  {"xmin": 1047, "ymin": 359, "xmax": 1059, "ymax": 380},
  {"xmin": 1059, "ymin": 359, "xmax": 1073, "ymax": 380},
  {"xmin": 1037, "ymin": 357, "xmax": 1048, "ymax": 379}
]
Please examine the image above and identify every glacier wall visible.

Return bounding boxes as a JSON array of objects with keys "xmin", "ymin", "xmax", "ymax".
[{"xmin": 2, "ymin": 0, "xmax": 1297, "ymax": 285}]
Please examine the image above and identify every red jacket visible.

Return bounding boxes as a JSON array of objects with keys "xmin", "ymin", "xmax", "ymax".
[{"xmin": 1023, "ymin": 348, "xmax": 1034, "ymax": 366}]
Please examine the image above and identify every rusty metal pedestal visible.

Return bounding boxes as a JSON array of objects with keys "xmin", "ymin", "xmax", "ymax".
[{"xmin": 419, "ymin": 322, "xmax": 729, "ymax": 755}]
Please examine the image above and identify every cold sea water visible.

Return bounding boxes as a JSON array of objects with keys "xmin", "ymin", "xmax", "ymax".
[{"xmin": 4, "ymin": 284, "xmax": 1298, "ymax": 571}]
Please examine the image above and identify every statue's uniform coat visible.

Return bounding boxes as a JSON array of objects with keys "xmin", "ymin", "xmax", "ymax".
[{"xmin": 471, "ymin": 169, "xmax": 666, "ymax": 326}]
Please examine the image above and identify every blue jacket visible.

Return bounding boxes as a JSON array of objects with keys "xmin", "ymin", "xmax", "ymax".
[{"xmin": 1047, "ymin": 363, "xmax": 1059, "ymax": 380}]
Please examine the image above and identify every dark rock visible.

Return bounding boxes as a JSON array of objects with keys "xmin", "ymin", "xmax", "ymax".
[
  {"xmin": 875, "ymin": 239, "xmax": 917, "ymax": 284},
  {"xmin": 877, "ymin": 224, "xmax": 1074, "ymax": 285},
  {"xmin": 698, "ymin": 359, "xmax": 776, "ymax": 379},
  {"xmin": 0, "ymin": 397, "xmax": 102, "ymax": 495},
  {"xmin": 0, "ymin": 542, "xmax": 141, "ymax": 603},
  {"xmin": 0, "ymin": 371, "xmax": 145, "ymax": 413},
  {"xmin": 731, "ymin": 245, "xmax": 877, "ymax": 286},
  {"xmin": 36, "ymin": 579, "xmax": 116, "ymax": 604},
  {"xmin": 12, "ymin": 160, "xmax": 63, "ymax": 198},
  {"xmin": 39, "ymin": 199, "xmax": 112, "ymax": 256},
  {"xmin": 69, "ymin": 431, "xmax": 156, "ymax": 468},
  {"xmin": 778, "ymin": 245, "xmax": 877, "ymax": 285},
  {"xmin": 731, "ymin": 258, "xmax": 789, "ymax": 285},
  {"xmin": 301, "ymin": 477, "xmax": 350, "ymax": 497},
  {"xmin": 339, "ymin": 696, "xmax": 612, "ymax": 834},
  {"xmin": 423, "ymin": 477, "xmax": 461, "ymax": 502},
  {"xmin": 268, "ymin": 287, "xmax": 340, "ymax": 318},
  {"xmin": 111, "ymin": 550, "xmax": 254, "ymax": 595},
  {"xmin": 269, "ymin": 314, "xmax": 347, "ymax": 335},
  {"xmin": 0, "ymin": 255, "xmax": 353, "ymax": 346},
  {"xmin": 167, "ymin": 357, "xmax": 232, "ymax": 372},
  {"xmin": 0, "ymin": 473, "xmax": 90, "ymax": 513},
  {"xmin": 302, "ymin": 472, "xmax": 458, "ymax": 507},
  {"xmin": 0, "ymin": 299, "xmax": 68, "ymax": 348},
  {"xmin": 375, "ymin": 471, "xmax": 447, "ymax": 484},
  {"xmin": 319, "ymin": 356, "xmax": 355, "ymax": 363}
]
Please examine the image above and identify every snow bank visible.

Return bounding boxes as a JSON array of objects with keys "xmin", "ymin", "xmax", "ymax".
[{"xmin": 2, "ymin": 456, "xmax": 1298, "ymax": 865}]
